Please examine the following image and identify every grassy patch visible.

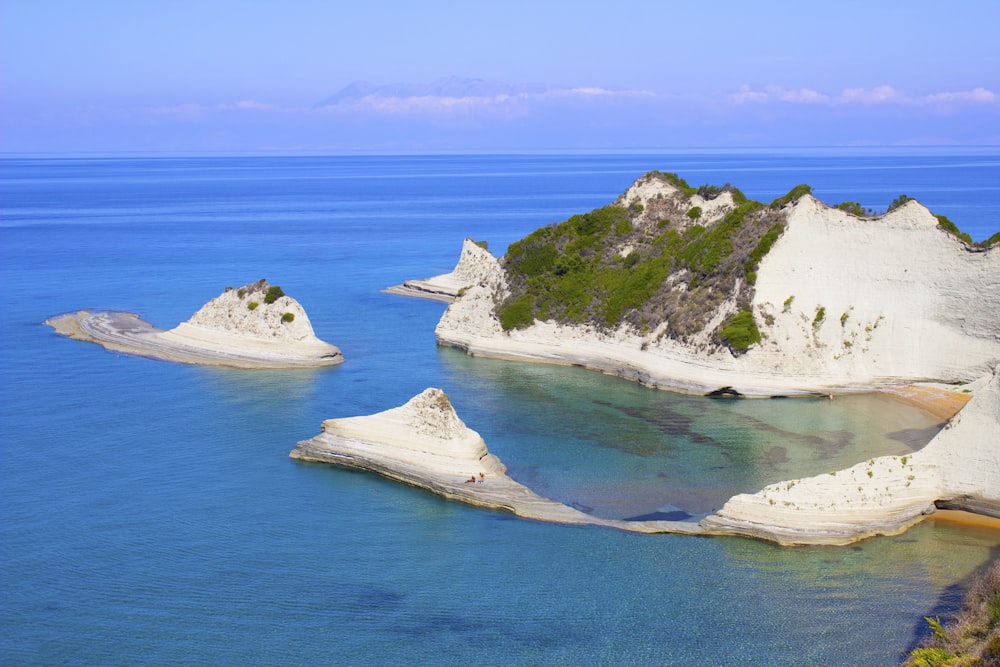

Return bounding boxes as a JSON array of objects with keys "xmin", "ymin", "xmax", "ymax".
[{"xmin": 719, "ymin": 309, "xmax": 761, "ymax": 351}]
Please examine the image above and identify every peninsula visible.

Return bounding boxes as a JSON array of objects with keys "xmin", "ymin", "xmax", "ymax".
[
  {"xmin": 422, "ymin": 173, "xmax": 999, "ymax": 396},
  {"xmin": 47, "ymin": 279, "xmax": 343, "ymax": 368}
]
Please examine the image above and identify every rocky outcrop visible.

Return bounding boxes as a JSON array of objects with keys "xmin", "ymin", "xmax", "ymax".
[
  {"xmin": 290, "ymin": 388, "xmax": 703, "ymax": 535},
  {"xmin": 46, "ymin": 279, "xmax": 343, "ymax": 368},
  {"xmin": 384, "ymin": 238, "xmax": 499, "ymax": 302}
]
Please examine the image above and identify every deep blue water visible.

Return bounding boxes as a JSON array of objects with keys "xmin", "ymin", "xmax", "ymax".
[{"xmin": 2, "ymin": 151, "xmax": 998, "ymax": 665}]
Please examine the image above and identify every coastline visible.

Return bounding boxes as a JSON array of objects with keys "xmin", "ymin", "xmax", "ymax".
[{"xmin": 291, "ymin": 373, "xmax": 999, "ymax": 546}]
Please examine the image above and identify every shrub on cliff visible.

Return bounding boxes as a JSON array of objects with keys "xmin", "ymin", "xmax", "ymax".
[
  {"xmin": 936, "ymin": 215, "xmax": 974, "ymax": 245},
  {"xmin": 887, "ymin": 194, "xmax": 913, "ymax": 212},
  {"xmin": 264, "ymin": 285, "xmax": 285, "ymax": 304},
  {"xmin": 496, "ymin": 176, "xmax": 786, "ymax": 344},
  {"xmin": 905, "ymin": 558, "xmax": 1000, "ymax": 666},
  {"xmin": 770, "ymin": 184, "xmax": 812, "ymax": 208},
  {"xmin": 719, "ymin": 309, "xmax": 761, "ymax": 352}
]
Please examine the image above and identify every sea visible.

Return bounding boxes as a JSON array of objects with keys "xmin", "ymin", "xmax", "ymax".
[{"xmin": 1, "ymin": 149, "xmax": 998, "ymax": 666}]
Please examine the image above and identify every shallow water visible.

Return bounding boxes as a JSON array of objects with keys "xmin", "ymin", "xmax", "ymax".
[{"xmin": 2, "ymin": 151, "xmax": 998, "ymax": 665}]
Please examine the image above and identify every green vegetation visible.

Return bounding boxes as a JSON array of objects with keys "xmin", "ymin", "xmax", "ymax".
[
  {"xmin": 281, "ymin": 312, "xmax": 295, "ymax": 323},
  {"xmin": 744, "ymin": 222, "xmax": 785, "ymax": 285},
  {"xmin": 264, "ymin": 285, "xmax": 285, "ymax": 304},
  {"xmin": 887, "ymin": 194, "xmax": 913, "ymax": 212},
  {"xmin": 783, "ymin": 295, "xmax": 794, "ymax": 312},
  {"xmin": 980, "ymin": 231, "xmax": 1000, "ymax": 248},
  {"xmin": 648, "ymin": 170, "xmax": 696, "ymax": 195},
  {"xmin": 719, "ymin": 309, "xmax": 761, "ymax": 351},
  {"xmin": 813, "ymin": 307, "xmax": 826, "ymax": 327},
  {"xmin": 474, "ymin": 239, "xmax": 489, "ymax": 250},
  {"xmin": 936, "ymin": 215, "xmax": 974, "ymax": 245},
  {"xmin": 495, "ymin": 171, "xmax": 786, "ymax": 351},
  {"xmin": 905, "ymin": 559, "xmax": 1000, "ymax": 666},
  {"xmin": 770, "ymin": 184, "xmax": 812, "ymax": 208},
  {"xmin": 238, "ymin": 288, "xmax": 247, "ymax": 299},
  {"xmin": 247, "ymin": 301, "xmax": 259, "ymax": 311},
  {"xmin": 836, "ymin": 201, "xmax": 873, "ymax": 217}
]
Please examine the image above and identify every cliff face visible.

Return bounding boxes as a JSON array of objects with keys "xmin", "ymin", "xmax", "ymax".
[
  {"xmin": 435, "ymin": 172, "xmax": 1000, "ymax": 394},
  {"xmin": 744, "ymin": 197, "xmax": 1000, "ymax": 385}
]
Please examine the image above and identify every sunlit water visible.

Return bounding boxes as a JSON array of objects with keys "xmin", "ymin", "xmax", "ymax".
[{"xmin": 2, "ymin": 152, "xmax": 998, "ymax": 665}]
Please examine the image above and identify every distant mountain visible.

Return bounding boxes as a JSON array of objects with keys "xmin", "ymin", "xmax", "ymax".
[{"xmin": 316, "ymin": 76, "xmax": 549, "ymax": 107}]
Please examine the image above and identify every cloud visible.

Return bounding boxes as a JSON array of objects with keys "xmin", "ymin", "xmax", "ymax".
[
  {"xmin": 732, "ymin": 84, "xmax": 998, "ymax": 107},
  {"xmin": 314, "ymin": 77, "xmax": 656, "ymax": 117}
]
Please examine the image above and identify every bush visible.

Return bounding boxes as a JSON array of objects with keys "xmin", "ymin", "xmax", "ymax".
[
  {"xmin": 979, "ymin": 231, "xmax": 1000, "ymax": 248},
  {"xmin": 720, "ymin": 309, "xmax": 761, "ymax": 351},
  {"xmin": 905, "ymin": 558, "xmax": 1000, "ymax": 666},
  {"xmin": 282, "ymin": 312, "xmax": 295, "ymax": 323},
  {"xmin": 686, "ymin": 206, "xmax": 702, "ymax": 220},
  {"xmin": 836, "ymin": 201, "xmax": 870, "ymax": 217},
  {"xmin": 936, "ymin": 215, "xmax": 974, "ymax": 244},
  {"xmin": 771, "ymin": 184, "xmax": 812, "ymax": 208},
  {"xmin": 813, "ymin": 307, "xmax": 826, "ymax": 327},
  {"xmin": 247, "ymin": 301, "xmax": 259, "ymax": 311},
  {"xmin": 264, "ymin": 285, "xmax": 285, "ymax": 304},
  {"xmin": 887, "ymin": 194, "xmax": 913, "ymax": 212},
  {"xmin": 498, "ymin": 295, "xmax": 535, "ymax": 330}
]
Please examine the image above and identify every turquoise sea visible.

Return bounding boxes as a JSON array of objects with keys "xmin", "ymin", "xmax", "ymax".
[{"xmin": 2, "ymin": 151, "xmax": 999, "ymax": 665}]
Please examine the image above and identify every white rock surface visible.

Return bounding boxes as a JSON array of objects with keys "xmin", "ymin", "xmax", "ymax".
[
  {"xmin": 384, "ymin": 238, "xmax": 499, "ymax": 302},
  {"xmin": 434, "ymin": 186, "xmax": 1000, "ymax": 396},
  {"xmin": 47, "ymin": 280, "xmax": 343, "ymax": 368}
]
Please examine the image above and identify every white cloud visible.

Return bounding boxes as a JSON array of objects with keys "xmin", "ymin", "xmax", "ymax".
[{"xmin": 731, "ymin": 84, "xmax": 998, "ymax": 107}]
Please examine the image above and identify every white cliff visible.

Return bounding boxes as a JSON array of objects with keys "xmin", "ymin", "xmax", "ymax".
[
  {"xmin": 384, "ymin": 238, "xmax": 499, "ymax": 302},
  {"xmin": 432, "ymin": 177, "xmax": 1000, "ymax": 396}
]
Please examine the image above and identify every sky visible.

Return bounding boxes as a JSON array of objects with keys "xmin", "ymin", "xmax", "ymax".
[{"xmin": 2, "ymin": 0, "xmax": 999, "ymax": 153}]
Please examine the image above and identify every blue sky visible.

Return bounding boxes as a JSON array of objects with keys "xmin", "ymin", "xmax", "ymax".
[{"xmin": 2, "ymin": 0, "xmax": 998, "ymax": 153}]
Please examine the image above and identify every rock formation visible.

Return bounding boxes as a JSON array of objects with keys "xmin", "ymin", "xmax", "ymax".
[
  {"xmin": 290, "ymin": 388, "xmax": 703, "ymax": 534},
  {"xmin": 429, "ymin": 173, "xmax": 1000, "ymax": 396},
  {"xmin": 384, "ymin": 238, "xmax": 499, "ymax": 302},
  {"xmin": 46, "ymin": 279, "xmax": 343, "ymax": 368}
]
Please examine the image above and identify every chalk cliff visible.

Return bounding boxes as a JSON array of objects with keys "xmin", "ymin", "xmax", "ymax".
[
  {"xmin": 432, "ymin": 173, "xmax": 1000, "ymax": 395},
  {"xmin": 384, "ymin": 238, "xmax": 499, "ymax": 301}
]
